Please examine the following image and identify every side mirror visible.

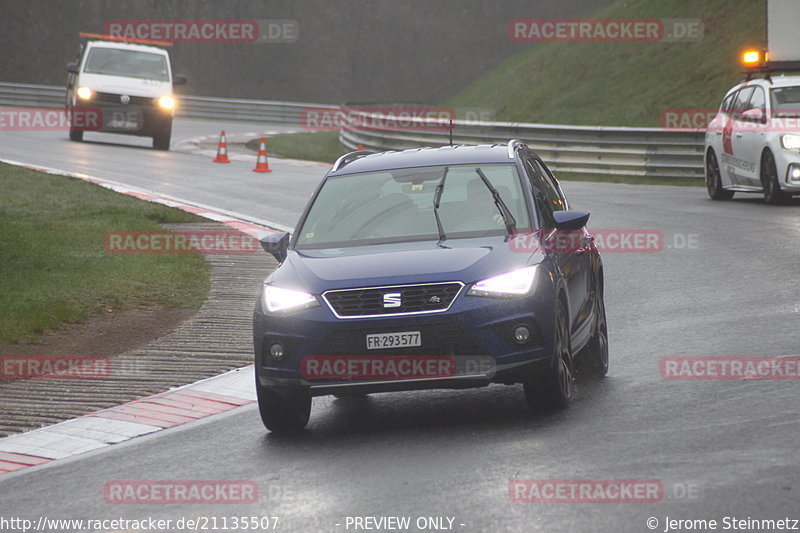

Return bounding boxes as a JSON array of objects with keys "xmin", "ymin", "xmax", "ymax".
[
  {"xmin": 553, "ymin": 210, "xmax": 590, "ymax": 231},
  {"xmin": 67, "ymin": 63, "xmax": 79, "ymax": 74},
  {"xmin": 259, "ymin": 232, "xmax": 290, "ymax": 263},
  {"xmin": 741, "ymin": 108, "xmax": 765, "ymax": 124},
  {"xmin": 173, "ymin": 74, "xmax": 188, "ymax": 86}
]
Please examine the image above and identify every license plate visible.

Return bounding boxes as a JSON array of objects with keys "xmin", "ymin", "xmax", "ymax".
[
  {"xmin": 108, "ymin": 119, "xmax": 138, "ymax": 129},
  {"xmin": 366, "ymin": 331, "xmax": 421, "ymax": 350}
]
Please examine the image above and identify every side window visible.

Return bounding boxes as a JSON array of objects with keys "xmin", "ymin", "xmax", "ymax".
[
  {"xmin": 747, "ymin": 87, "xmax": 766, "ymax": 113},
  {"xmin": 530, "ymin": 159, "xmax": 565, "ymax": 212},
  {"xmin": 721, "ymin": 92, "xmax": 736, "ymax": 114},
  {"xmin": 731, "ymin": 87, "xmax": 755, "ymax": 120},
  {"xmin": 524, "ymin": 160, "xmax": 556, "ymax": 229}
]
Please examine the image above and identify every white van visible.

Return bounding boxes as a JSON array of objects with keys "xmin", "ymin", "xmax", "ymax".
[{"xmin": 66, "ymin": 34, "xmax": 187, "ymax": 150}]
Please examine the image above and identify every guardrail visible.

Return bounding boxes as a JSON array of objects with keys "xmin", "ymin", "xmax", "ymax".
[
  {"xmin": 337, "ymin": 109, "xmax": 705, "ymax": 180},
  {"xmin": 0, "ymin": 82, "xmax": 704, "ymax": 179}
]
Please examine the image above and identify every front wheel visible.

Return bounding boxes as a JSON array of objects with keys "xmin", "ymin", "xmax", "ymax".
[
  {"xmin": 706, "ymin": 150, "xmax": 734, "ymax": 200},
  {"xmin": 153, "ymin": 122, "xmax": 172, "ymax": 151},
  {"xmin": 524, "ymin": 301, "xmax": 574, "ymax": 410},
  {"xmin": 761, "ymin": 151, "xmax": 785, "ymax": 205},
  {"xmin": 580, "ymin": 294, "xmax": 609, "ymax": 377},
  {"xmin": 256, "ymin": 382, "xmax": 311, "ymax": 433}
]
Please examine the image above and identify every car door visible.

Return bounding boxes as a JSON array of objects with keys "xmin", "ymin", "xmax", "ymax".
[
  {"xmin": 725, "ymin": 86, "xmax": 755, "ymax": 186},
  {"xmin": 525, "ymin": 158, "xmax": 592, "ymax": 340},
  {"xmin": 737, "ymin": 85, "xmax": 767, "ymax": 187},
  {"xmin": 708, "ymin": 91, "xmax": 736, "ymax": 187}
]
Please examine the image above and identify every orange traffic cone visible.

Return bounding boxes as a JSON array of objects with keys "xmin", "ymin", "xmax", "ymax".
[
  {"xmin": 253, "ymin": 137, "xmax": 272, "ymax": 173},
  {"xmin": 213, "ymin": 130, "xmax": 230, "ymax": 163}
]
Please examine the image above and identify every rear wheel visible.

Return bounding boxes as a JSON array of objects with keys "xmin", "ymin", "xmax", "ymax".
[
  {"xmin": 706, "ymin": 150, "xmax": 734, "ymax": 200},
  {"xmin": 761, "ymin": 151, "xmax": 785, "ymax": 205},
  {"xmin": 256, "ymin": 382, "xmax": 311, "ymax": 433},
  {"xmin": 524, "ymin": 300, "xmax": 574, "ymax": 410}
]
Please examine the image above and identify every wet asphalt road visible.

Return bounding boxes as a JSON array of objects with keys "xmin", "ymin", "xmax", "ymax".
[{"xmin": 0, "ymin": 123, "xmax": 799, "ymax": 532}]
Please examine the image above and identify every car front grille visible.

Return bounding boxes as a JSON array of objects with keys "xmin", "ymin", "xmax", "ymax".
[
  {"xmin": 93, "ymin": 92, "xmax": 156, "ymax": 106},
  {"xmin": 322, "ymin": 282, "xmax": 463, "ymax": 318}
]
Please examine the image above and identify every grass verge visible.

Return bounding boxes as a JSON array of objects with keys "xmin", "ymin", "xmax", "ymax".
[
  {"xmin": 0, "ymin": 162, "xmax": 210, "ymax": 344},
  {"xmin": 254, "ymin": 131, "xmax": 344, "ymax": 164}
]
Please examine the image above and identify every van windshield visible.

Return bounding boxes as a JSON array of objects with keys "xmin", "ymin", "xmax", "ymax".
[{"xmin": 83, "ymin": 47, "xmax": 170, "ymax": 82}]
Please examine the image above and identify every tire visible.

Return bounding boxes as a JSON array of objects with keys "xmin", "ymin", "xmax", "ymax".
[
  {"xmin": 256, "ymin": 382, "xmax": 311, "ymax": 433},
  {"xmin": 524, "ymin": 300, "xmax": 574, "ymax": 410},
  {"xmin": 69, "ymin": 128, "xmax": 83, "ymax": 142},
  {"xmin": 761, "ymin": 151, "xmax": 785, "ymax": 205},
  {"xmin": 706, "ymin": 150, "xmax": 734, "ymax": 200},
  {"xmin": 153, "ymin": 123, "xmax": 172, "ymax": 151},
  {"xmin": 581, "ymin": 291, "xmax": 609, "ymax": 377}
]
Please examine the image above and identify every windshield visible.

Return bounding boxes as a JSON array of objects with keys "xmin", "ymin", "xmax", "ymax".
[
  {"xmin": 295, "ymin": 164, "xmax": 530, "ymax": 249},
  {"xmin": 83, "ymin": 47, "xmax": 170, "ymax": 81},
  {"xmin": 770, "ymin": 86, "xmax": 800, "ymax": 114}
]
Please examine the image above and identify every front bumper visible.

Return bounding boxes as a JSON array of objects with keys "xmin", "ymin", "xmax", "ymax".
[
  {"xmin": 253, "ymin": 284, "xmax": 557, "ymax": 397},
  {"xmin": 73, "ymin": 96, "xmax": 172, "ymax": 136}
]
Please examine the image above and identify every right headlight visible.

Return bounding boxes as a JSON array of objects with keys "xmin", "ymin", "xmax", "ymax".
[
  {"xmin": 468, "ymin": 266, "xmax": 538, "ymax": 297},
  {"xmin": 262, "ymin": 284, "xmax": 318, "ymax": 313},
  {"xmin": 781, "ymin": 134, "xmax": 800, "ymax": 150}
]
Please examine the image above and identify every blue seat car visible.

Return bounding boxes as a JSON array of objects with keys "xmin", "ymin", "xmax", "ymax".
[{"xmin": 253, "ymin": 140, "xmax": 608, "ymax": 432}]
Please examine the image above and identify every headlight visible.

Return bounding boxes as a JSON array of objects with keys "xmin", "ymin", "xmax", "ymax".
[
  {"xmin": 157, "ymin": 95, "xmax": 176, "ymax": 110},
  {"xmin": 76, "ymin": 87, "xmax": 93, "ymax": 100},
  {"xmin": 262, "ymin": 285, "xmax": 318, "ymax": 313},
  {"xmin": 781, "ymin": 134, "xmax": 800, "ymax": 150},
  {"xmin": 468, "ymin": 266, "xmax": 538, "ymax": 297}
]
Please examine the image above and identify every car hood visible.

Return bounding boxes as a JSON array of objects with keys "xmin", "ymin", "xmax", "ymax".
[
  {"xmin": 266, "ymin": 235, "xmax": 543, "ymax": 293},
  {"xmin": 78, "ymin": 73, "xmax": 172, "ymax": 97}
]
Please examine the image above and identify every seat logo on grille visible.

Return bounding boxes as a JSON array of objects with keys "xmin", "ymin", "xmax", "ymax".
[{"xmin": 383, "ymin": 292, "xmax": 402, "ymax": 308}]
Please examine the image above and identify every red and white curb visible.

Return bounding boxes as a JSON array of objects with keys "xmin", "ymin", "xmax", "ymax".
[
  {"xmin": 0, "ymin": 158, "xmax": 276, "ymax": 477},
  {"xmin": 0, "ymin": 365, "xmax": 255, "ymax": 476}
]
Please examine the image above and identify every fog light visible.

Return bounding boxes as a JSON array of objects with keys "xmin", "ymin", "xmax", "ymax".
[
  {"xmin": 513, "ymin": 325, "xmax": 531, "ymax": 344},
  {"xmin": 269, "ymin": 342, "xmax": 285, "ymax": 361},
  {"xmin": 789, "ymin": 165, "xmax": 800, "ymax": 183}
]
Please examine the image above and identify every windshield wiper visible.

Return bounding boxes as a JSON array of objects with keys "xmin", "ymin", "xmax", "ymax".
[
  {"xmin": 475, "ymin": 167, "xmax": 517, "ymax": 237},
  {"xmin": 432, "ymin": 167, "xmax": 449, "ymax": 244}
]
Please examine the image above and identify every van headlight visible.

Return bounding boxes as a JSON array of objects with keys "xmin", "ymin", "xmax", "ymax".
[
  {"xmin": 262, "ymin": 285, "xmax": 318, "ymax": 313},
  {"xmin": 468, "ymin": 266, "xmax": 538, "ymax": 297},
  {"xmin": 157, "ymin": 95, "xmax": 176, "ymax": 110},
  {"xmin": 76, "ymin": 87, "xmax": 93, "ymax": 100}
]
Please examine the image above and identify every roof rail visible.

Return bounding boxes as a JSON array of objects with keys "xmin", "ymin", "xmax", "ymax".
[
  {"xmin": 79, "ymin": 32, "xmax": 173, "ymax": 47},
  {"xmin": 332, "ymin": 151, "xmax": 372, "ymax": 172},
  {"xmin": 507, "ymin": 139, "xmax": 528, "ymax": 159}
]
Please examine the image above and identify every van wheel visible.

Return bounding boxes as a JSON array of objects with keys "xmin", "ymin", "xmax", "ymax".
[
  {"xmin": 153, "ymin": 125, "xmax": 172, "ymax": 151},
  {"xmin": 69, "ymin": 128, "xmax": 83, "ymax": 142}
]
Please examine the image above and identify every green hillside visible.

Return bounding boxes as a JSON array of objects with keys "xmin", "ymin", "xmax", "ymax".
[{"xmin": 448, "ymin": 0, "xmax": 765, "ymax": 127}]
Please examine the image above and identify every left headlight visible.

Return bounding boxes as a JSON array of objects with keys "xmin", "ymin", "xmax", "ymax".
[
  {"xmin": 157, "ymin": 95, "xmax": 176, "ymax": 110},
  {"xmin": 467, "ymin": 266, "xmax": 538, "ymax": 297},
  {"xmin": 262, "ymin": 284, "xmax": 318, "ymax": 313}
]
